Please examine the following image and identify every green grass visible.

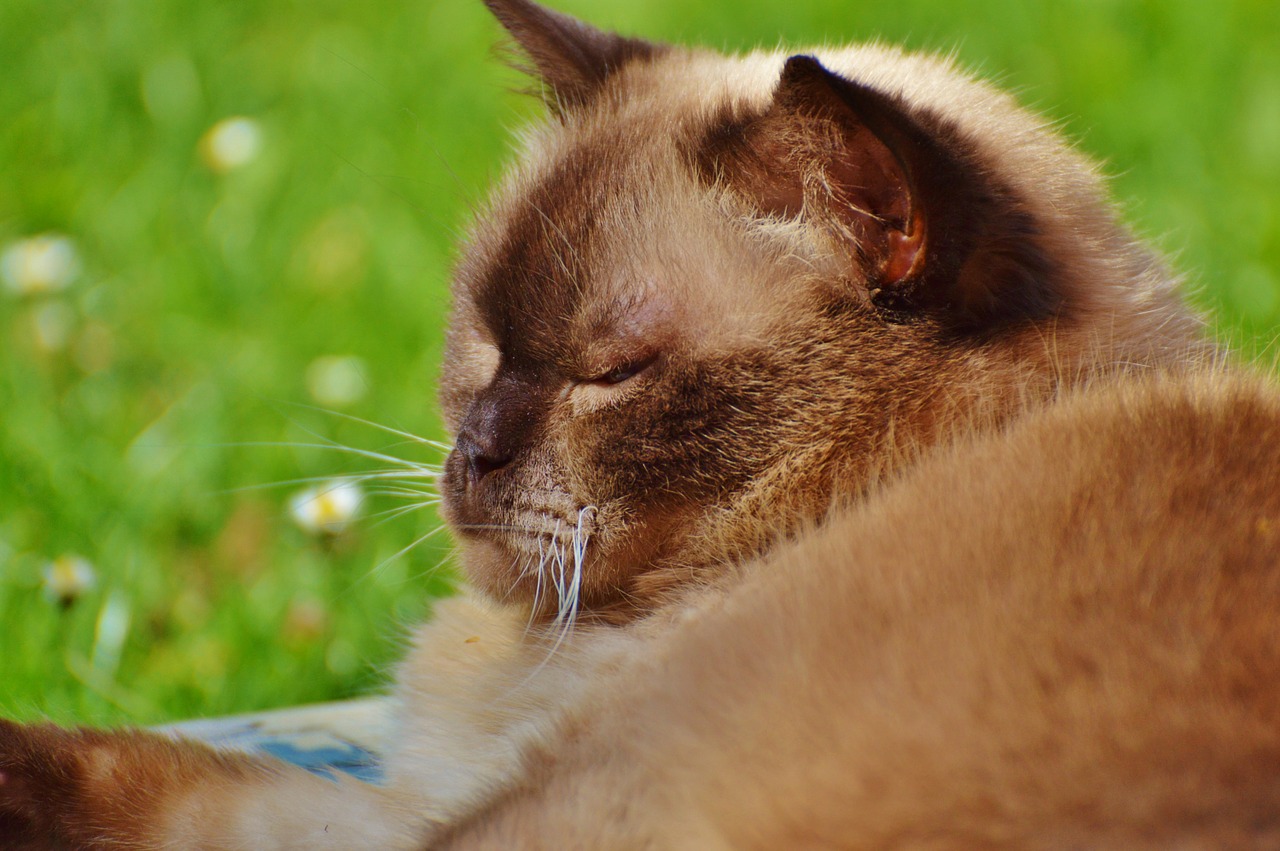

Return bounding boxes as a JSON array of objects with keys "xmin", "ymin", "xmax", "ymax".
[{"xmin": 1, "ymin": 0, "xmax": 1277, "ymax": 726}]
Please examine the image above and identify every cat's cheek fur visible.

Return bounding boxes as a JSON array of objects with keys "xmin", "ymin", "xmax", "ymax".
[{"xmin": 451, "ymin": 537, "xmax": 516, "ymax": 598}]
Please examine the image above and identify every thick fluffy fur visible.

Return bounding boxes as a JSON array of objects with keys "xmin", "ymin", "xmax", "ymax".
[
  {"xmin": 1, "ymin": 2, "xmax": 1276, "ymax": 848},
  {"xmin": 435, "ymin": 372, "xmax": 1280, "ymax": 850}
]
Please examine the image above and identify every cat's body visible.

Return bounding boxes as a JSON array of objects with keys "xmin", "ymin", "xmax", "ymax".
[
  {"xmin": 435, "ymin": 371, "xmax": 1280, "ymax": 850},
  {"xmin": 2, "ymin": 1, "xmax": 1278, "ymax": 848}
]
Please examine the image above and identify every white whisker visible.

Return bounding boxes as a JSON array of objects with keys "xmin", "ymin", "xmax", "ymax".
[
  {"xmin": 364, "ymin": 487, "xmax": 440, "ymax": 501},
  {"xmin": 539, "ymin": 505, "xmax": 596, "ymax": 661},
  {"xmin": 269, "ymin": 399, "xmax": 454, "ymax": 453},
  {"xmin": 359, "ymin": 524, "xmax": 452, "ymax": 582},
  {"xmin": 230, "ymin": 440, "xmax": 442, "ymax": 475},
  {"xmin": 219, "ymin": 467, "xmax": 438, "ymax": 498},
  {"xmin": 363, "ymin": 501, "xmax": 441, "ymax": 526}
]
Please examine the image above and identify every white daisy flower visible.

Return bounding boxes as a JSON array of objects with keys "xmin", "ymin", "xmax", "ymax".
[
  {"xmin": 1, "ymin": 234, "xmax": 81, "ymax": 296},
  {"xmin": 289, "ymin": 479, "xmax": 364, "ymax": 535},
  {"xmin": 42, "ymin": 554, "xmax": 97, "ymax": 606},
  {"xmin": 200, "ymin": 116, "xmax": 263, "ymax": 172}
]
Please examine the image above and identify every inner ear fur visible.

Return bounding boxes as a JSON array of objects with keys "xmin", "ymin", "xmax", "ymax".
[
  {"xmin": 483, "ymin": 0, "xmax": 665, "ymax": 114},
  {"xmin": 700, "ymin": 55, "xmax": 1060, "ymax": 330}
]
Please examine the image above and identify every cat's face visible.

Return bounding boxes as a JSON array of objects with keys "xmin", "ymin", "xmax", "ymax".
[
  {"xmin": 438, "ymin": 120, "xmax": 830, "ymax": 610},
  {"xmin": 437, "ymin": 0, "xmax": 1202, "ymax": 617}
]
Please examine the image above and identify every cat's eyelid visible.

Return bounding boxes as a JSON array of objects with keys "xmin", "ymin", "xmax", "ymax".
[{"xmin": 584, "ymin": 351, "xmax": 659, "ymax": 386}]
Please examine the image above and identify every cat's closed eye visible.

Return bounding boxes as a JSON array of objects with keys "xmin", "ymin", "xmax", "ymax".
[
  {"xmin": 586, "ymin": 352, "xmax": 658, "ymax": 387},
  {"xmin": 570, "ymin": 352, "xmax": 659, "ymax": 411}
]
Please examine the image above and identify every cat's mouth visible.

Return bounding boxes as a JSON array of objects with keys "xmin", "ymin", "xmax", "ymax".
[
  {"xmin": 445, "ymin": 489, "xmax": 598, "ymax": 554},
  {"xmin": 440, "ymin": 459, "xmax": 673, "ymax": 610},
  {"xmin": 500, "ymin": 507, "xmax": 598, "ymax": 555},
  {"xmin": 450, "ymin": 499, "xmax": 607, "ymax": 615}
]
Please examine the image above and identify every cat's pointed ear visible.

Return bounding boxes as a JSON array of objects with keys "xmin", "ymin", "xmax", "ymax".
[
  {"xmin": 706, "ymin": 55, "xmax": 1058, "ymax": 329},
  {"xmin": 483, "ymin": 0, "xmax": 664, "ymax": 113}
]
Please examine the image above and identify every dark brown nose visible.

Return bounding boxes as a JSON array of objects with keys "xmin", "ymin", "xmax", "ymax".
[
  {"xmin": 455, "ymin": 429, "xmax": 513, "ymax": 485},
  {"xmin": 452, "ymin": 368, "xmax": 546, "ymax": 489}
]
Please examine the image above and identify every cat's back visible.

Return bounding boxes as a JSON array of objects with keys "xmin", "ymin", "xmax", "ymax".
[
  {"xmin": 668, "ymin": 370, "xmax": 1280, "ymax": 848},
  {"xmin": 765, "ymin": 370, "xmax": 1280, "ymax": 847}
]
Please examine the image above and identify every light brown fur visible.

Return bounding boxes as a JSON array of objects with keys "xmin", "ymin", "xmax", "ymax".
[
  {"xmin": 434, "ymin": 371, "xmax": 1280, "ymax": 850},
  {"xmin": 1, "ymin": 2, "xmax": 1277, "ymax": 849}
]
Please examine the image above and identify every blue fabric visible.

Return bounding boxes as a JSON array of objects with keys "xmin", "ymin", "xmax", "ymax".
[
  {"xmin": 159, "ymin": 697, "xmax": 391, "ymax": 785},
  {"xmin": 257, "ymin": 737, "xmax": 384, "ymax": 783}
]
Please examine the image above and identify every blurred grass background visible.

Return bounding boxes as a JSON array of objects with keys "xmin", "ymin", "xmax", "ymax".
[{"xmin": 1, "ymin": 0, "xmax": 1277, "ymax": 726}]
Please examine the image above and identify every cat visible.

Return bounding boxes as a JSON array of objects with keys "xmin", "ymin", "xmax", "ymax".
[{"xmin": 2, "ymin": 0, "xmax": 1278, "ymax": 848}]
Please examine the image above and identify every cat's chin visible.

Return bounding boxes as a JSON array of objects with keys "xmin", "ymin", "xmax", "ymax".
[
  {"xmin": 453, "ymin": 507, "xmax": 696, "ymax": 620},
  {"xmin": 457, "ymin": 536, "xmax": 587, "ymax": 609}
]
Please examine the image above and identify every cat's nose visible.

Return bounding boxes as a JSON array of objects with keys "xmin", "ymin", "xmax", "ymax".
[{"xmin": 455, "ymin": 430, "xmax": 513, "ymax": 485}]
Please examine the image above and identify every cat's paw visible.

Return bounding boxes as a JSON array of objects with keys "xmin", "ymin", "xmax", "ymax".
[
  {"xmin": 0, "ymin": 717, "xmax": 231, "ymax": 850},
  {"xmin": 0, "ymin": 717, "xmax": 94, "ymax": 847}
]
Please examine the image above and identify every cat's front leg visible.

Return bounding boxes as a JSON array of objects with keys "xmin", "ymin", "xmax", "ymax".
[
  {"xmin": 0, "ymin": 718, "xmax": 433, "ymax": 850},
  {"xmin": 388, "ymin": 590, "xmax": 635, "ymax": 826}
]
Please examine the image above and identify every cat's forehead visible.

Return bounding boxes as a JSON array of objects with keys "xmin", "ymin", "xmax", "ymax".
[
  {"xmin": 449, "ymin": 37, "xmax": 1090, "ymax": 363},
  {"xmin": 452, "ymin": 70, "xmax": 816, "ymax": 362},
  {"xmin": 455, "ymin": 132, "xmax": 662, "ymax": 359}
]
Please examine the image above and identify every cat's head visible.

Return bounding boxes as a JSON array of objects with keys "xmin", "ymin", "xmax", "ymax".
[{"xmin": 438, "ymin": 0, "xmax": 1204, "ymax": 619}]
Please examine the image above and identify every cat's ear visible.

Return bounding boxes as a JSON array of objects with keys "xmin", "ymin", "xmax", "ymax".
[
  {"xmin": 704, "ymin": 55, "xmax": 1058, "ymax": 329},
  {"xmin": 483, "ymin": 0, "xmax": 664, "ymax": 113}
]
